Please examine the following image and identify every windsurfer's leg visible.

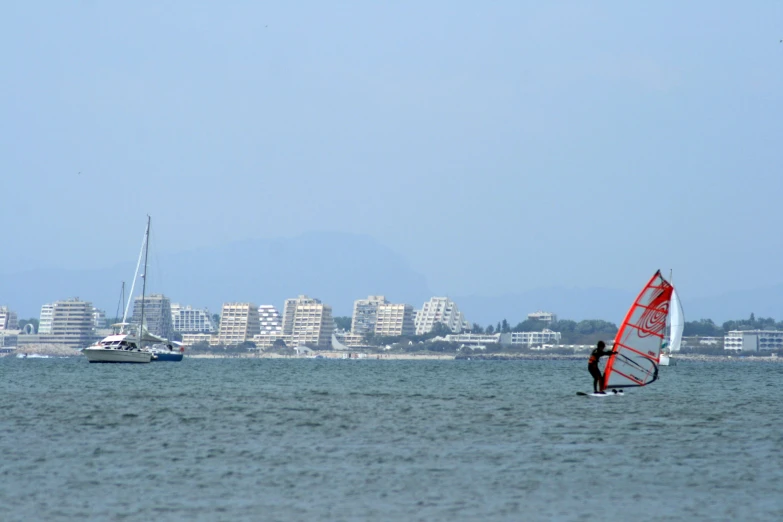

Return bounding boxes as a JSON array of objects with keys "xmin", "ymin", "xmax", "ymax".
[{"xmin": 588, "ymin": 365, "xmax": 602, "ymax": 392}]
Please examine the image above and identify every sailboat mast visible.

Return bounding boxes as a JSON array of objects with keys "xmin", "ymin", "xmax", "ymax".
[
  {"xmin": 114, "ymin": 281, "xmax": 125, "ymax": 332},
  {"xmin": 139, "ymin": 215, "xmax": 151, "ymax": 345}
]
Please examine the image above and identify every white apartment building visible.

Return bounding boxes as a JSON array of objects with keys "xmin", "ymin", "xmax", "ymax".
[
  {"xmin": 92, "ymin": 308, "xmax": 106, "ymax": 329},
  {"xmin": 0, "ymin": 306, "xmax": 18, "ymax": 330},
  {"xmin": 258, "ymin": 305, "xmax": 283, "ymax": 334},
  {"xmin": 33, "ymin": 299, "xmax": 97, "ymax": 349},
  {"xmin": 374, "ymin": 303, "xmax": 415, "ymax": 337},
  {"xmin": 250, "ymin": 305, "xmax": 285, "ymax": 349},
  {"xmin": 443, "ymin": 333, "xmax": 502, "ymax": 347},
  {"xmin": 282, "ymin": 296, "xmax": 318, "ymax": 335},
  {"xmin": 39, "ymin": 304, "xmax": 54, "ymax": 334},
  {"xmin": 527, "ymin": 311, "xmax": 557, "ymax": 324},
  {"xmin": 171, "ymin": 304, "xmax": 216, "ymax": 333},
  {"xmin": 724, "ymin": 330, "xmax": 783, "ymax": 351},
  {"xmin": 217, "ymin": 303, "xmax": 260, "ymax": 346},
  {"xmin": 351, "ymin": 295, "xmax": 389, "ymax": 335},
  {"xmin": 414, "ymin": 297, "xmax": 469, "ymax": 335},
  {"xmin": 505, "ymin": 329, "xmax": 562, "ymax": 346},
  {"xmin": 282, "ymin": 295, "xmax": 334, "ymax": 349}
]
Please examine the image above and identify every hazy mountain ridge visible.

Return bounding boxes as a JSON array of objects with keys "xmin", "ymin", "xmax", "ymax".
[
  {"xmin": 0, "ymin": 232, "xmax": 431, "ymax": 318},
  {"xmin": 457, "ymin": 286, "xmax": 783, "ymax": 326},
  {"xmin": 1, "ymin": 231, "xmax": 780, "ymax": 324}
]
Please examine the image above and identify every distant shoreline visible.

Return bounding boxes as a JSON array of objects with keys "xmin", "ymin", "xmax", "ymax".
[
  {"xmin": 4, "ymin": 350, "xmax": 781, "ymax": 363},
  {"xmin": 184, "ymin": 352, "xmax": 781, "ymax": 362}
]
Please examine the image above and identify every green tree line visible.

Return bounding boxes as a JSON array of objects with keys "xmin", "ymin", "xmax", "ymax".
[{"xmin": 683, "ymin": 313, "xmax": 783, "ymax": 337}]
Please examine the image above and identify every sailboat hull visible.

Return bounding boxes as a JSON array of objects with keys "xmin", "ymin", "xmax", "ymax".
[
  {"xmin": 83, "ymin": 347, "xmax": 152, "ymax": 363},
  {"xmin": 152, "ymin": 352, "xmax": 184, "ymax": 362},
  {"xmin": 659, "ymin": 353, "xmax": 670, "ymax": 366}
]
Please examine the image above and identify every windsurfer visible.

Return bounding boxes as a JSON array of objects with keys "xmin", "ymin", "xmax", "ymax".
[{"xmin": 588, "ymin": 340, "xmax": 616, "ymax": 394}]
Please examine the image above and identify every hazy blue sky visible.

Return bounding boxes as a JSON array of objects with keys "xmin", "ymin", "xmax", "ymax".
[{"xmin": 2, "ymin": 1, "xmax": 782, "ymax": 300}]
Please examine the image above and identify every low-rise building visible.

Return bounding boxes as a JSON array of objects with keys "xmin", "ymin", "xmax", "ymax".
[
  {"xmin": 527, "ymin": 311, "xmax": 557, "ymax": 324},
  {"xmin": 724, "ymin": 330, "xmax": 783, "ymax": 351},
  {"xmin": 338, "ymin": 332, "xmax": 367, "ymax": 347},
  {"xmin": 251, "ymin": 331, "xmax": 287, "ymax": 350},
  {"xmin": 443, "ymin": 333, "xmax": 502, "ymax": 347},
  {"xmin": 0, "ymin": 330, "xmax": 19, "ymax": 349},
  {"xmin": 181, "ymin": 333, "xmax": 217, "ymax": 347},
  {"xmin": 503, "ymin": 329, "xmax": 562, "ymax": 347}
]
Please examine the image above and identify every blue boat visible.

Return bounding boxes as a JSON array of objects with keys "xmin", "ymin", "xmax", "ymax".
[{"xmin": 150, "ymin": 342, "xmax": 185, "ymax": 362}]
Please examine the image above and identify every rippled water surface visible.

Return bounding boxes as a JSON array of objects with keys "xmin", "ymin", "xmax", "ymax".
[{"xmin": 1, "ymin": 357, "xmax": 782, "ymax": 521}]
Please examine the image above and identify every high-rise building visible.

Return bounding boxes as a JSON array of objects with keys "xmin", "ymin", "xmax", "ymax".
[
  {"xmin": 217, "ymin": 303, "xmax": 260, "ymax": 346},
  {"xmin": 414, "ymin": 297, "xmax": 469, "ymax": 335},
  {"xmin": 171, "ymin": 304, "xmax": 215, "ymax": 333},
  {"xmin": 44, "ymin": 298, "xmax": 96, "ymax": 349},
  {"xmin": 350, "ymin": 295, "xmax": 389, "ymax": 335},
  {"xmin": 39, "ymin": 304, "xmax": 54, "ymax": 334},
  {"xmin": 374, "ymin": 303, "xmax": 415, "ymax": 337},
  {"xmin": 131, "ymin": 294, "xmax": 173, "ymax": 339},
  {"xmin": 282, "ymin": 295, "xmax": 319, "ymax": 335},
  {"xmin": 0, "ymin": 306, "xmax": 18, "ymax": 331},
  {"xmin": 282, "ymin": 295, "xmax": 333, "ymax": 348},
  {"xmin": 92, "ymin": 308, "xmax": 106, "ymax": 329},
  {"xmin": 251, "ymin": 305, "xmax": 285, "ymax": 349},
  {"xmin": 258, "ymin": 305, "xmax": 283, "ymax": 334}
]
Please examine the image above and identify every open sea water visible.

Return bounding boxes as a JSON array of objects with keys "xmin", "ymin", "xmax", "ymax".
[{"xmin": 1, "ymin": 357, "xmax": 782, "ymax": 521}]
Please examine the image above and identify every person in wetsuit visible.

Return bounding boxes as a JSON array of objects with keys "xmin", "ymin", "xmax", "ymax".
[{"xmin": 588, "ymin": 340, "xmax": 617, "ymax": 394}]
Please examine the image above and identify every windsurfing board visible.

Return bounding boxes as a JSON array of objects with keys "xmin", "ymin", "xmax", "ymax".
[{"xmin": 576, "ymin": 390, "xmax": 625, "ymax": 397}]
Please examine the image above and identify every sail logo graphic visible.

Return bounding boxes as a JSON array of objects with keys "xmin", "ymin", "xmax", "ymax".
[{"xmin": 637, "ymin": 290, "xmax": 669, "ymax": 338}]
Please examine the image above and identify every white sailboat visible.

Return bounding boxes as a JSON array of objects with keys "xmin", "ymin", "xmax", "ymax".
[
  {"xmin": 83, "ymin": 216, "xmax": 154, "ymax": 364},
  {"xmin": 659, "ymin": 277, "xmax": 684, "ymax": 367}
]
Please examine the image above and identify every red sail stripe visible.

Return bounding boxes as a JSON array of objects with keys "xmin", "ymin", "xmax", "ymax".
[{"xmin": 625, "ymin": 322, "xmax": 666, "ymax": 339}]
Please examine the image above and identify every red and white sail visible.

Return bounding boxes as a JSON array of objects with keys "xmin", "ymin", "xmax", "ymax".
[{"xmin": 602, "ymin": 271, "xmax": 673, "ymax": 389}]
